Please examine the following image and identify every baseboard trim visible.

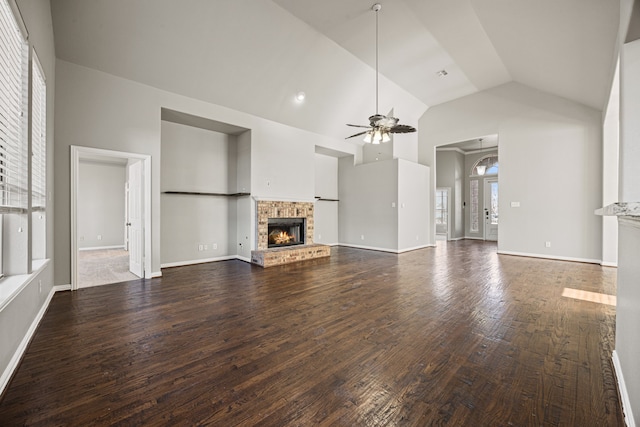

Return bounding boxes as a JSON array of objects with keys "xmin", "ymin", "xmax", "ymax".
[
  {"xmin": 337, "ymin": 243, "xmax": 398, "ymax": 253},
  {"xmin": 151, "ymin": 271, "xmax": 162, "ymax": 278},
  {"xmin": 397, "ymin": 244, "xmax": 434, "ymax": 253},
  {"xmin": 613, "ymin": 350, "xmax": 636, "ymax": 427},
  {"xmin": 236, "ymin": 256, "xmax": 252, "ymax": 263},
  {"xmin": 337, "ymin": 243, "xmax": 434, "ymax": 254},
  {"xmin": 161, "ymin": 256, "xmax": 238, "ymax": 269},
  {"xmin": 497, "ymin": 250, "xmax": 600, "ymax": 264},
  {"xmin": 0, "ymin": 284, "xmax": 67, "ymax": 396},
  {"xmin": 79, "ymin": 245, "xmax": 125, "ymax": 251},
  {"xmin": 601, "ymin": 261, "xmax": 618, "ymax": 268}
]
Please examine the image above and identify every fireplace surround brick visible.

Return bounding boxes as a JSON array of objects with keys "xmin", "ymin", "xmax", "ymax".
[{"xmin": 252, "ymin": 200, "xmax": 330, "ymax": 267}]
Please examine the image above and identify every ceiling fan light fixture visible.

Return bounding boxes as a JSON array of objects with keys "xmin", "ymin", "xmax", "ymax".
[
  {"xmin": 476, "ymin": 138, "xmax": 486, "ymax": 175},
  {"xmin": 372, "ymin": 130, "xmax": 383, "ymax": 144},
  {"xmin": 345, "ymin": 3, "xmax": 417, "ymax": 143}
]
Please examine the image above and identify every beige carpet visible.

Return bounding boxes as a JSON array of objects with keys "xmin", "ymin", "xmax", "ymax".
[{"xmin": 78, "ymin": 248, "xmax": 141, "ymax": 288}]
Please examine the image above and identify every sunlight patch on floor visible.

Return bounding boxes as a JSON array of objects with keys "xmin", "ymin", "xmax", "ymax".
[{"xmin": 562, "ymin": 288, "xmax": 616, "ymax": 306}]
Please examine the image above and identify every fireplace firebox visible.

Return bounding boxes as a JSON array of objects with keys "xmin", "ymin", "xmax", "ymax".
[{"xmin": 268, "ymin": 218, "xmax": 305, "ymax": 248}]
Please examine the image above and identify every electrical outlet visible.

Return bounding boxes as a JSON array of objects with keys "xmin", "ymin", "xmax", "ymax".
[
  {"xmin": 545, "ymin": 241, "xmax": 551, "ymax": 248},
  {"xmin": 97, "ymin": 235, "xmax": 102, "ymax": 241},
  {"xmin": 213, "ymin": 243, "xmax": 218, "ymax": 250},
  {"xmin": 416, "ymin": 235, "xmax": 419, "ymax": 241},
  {"xmin": 318, "ymin": 234, "xmax": 322, "ymax": 240},
  {"xmin": 391, "ymin": 202, "xmax": 396, "ymax": 208},
  {"xmin": 361, "ymin": 235, "xmax": 365, "ymax": 240},
  {"xmin": 198, "ymin": 244, "xmax": 204, "ymax": 251},
  {"xmin": 204, "ymin": 244, "xmax": 208, "ymax": 250}
]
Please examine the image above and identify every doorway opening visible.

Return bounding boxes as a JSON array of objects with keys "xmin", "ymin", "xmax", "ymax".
[
  {"xmin": 435, "ymin": 135, "xmax": 498, "ymax": 243},
  {"xmin": 71, "ymin": 146, "xmax": 152, "ymax": 290}
]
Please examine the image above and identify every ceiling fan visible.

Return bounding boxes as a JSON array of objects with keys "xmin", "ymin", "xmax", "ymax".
[{"xmin": 346, "ymin": 3, "xmax": 416, "ymax": 144}]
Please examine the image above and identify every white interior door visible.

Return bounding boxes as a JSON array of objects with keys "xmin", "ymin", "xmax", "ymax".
[
  {"xmin": 127, "ymin": 160, "xmax": 143, "ymax": 277},
  {"xmin": 124, "ymin": 182, "xmax": 129, "ymax": 251},
  {"xmin": 484, "ymin": 178, "xmax": 498, "ymax": 241}
]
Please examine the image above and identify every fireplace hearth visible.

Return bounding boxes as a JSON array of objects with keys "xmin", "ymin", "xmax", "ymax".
[
  {"xmin": 252, "ymin": 200, "xmax": 329, "ymax": 267},
  {"xmin": 268, "ymin": 218, "xmax": 305, "ymax": 248}
]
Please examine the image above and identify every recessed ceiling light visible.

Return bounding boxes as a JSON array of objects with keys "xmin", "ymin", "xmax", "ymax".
[
  {"xmin": 295, "ymin": 91, "xmax": 306, "ymax": 102},
  {"xmin": 436, "ymin": 69, "xmax": 448, "ymax": 77}
]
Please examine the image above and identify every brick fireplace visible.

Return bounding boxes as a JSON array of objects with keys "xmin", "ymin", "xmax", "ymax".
[{"xmin": 251, "ymin": 200, "xmax": 330, "ymax": 267}]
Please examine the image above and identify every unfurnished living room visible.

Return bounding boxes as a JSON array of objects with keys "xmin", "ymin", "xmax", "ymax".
[{"xmin": 1, "ymin": 0, "xmax": 639, "ymax": 426}]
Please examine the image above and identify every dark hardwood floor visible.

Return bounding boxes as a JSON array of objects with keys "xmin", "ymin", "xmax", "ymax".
[{"xmin": 0, "ymin": 241, "xmax": 624, "ymax": 426}]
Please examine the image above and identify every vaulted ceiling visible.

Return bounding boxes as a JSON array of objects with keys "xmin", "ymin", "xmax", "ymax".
[{"xmin": 50, "ymin": 0, "xmax": 620, "ymax": 140}]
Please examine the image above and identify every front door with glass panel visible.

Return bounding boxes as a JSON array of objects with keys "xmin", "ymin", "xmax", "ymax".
[{"xmin": 484, "ymin": 178, "xmax": 498, "ymax": 241}]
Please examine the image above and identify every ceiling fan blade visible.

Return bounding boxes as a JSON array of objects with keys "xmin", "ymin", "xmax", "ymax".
[
  {"xmin": 345, "ymin": 131, "xmax": 369, "ymax": 139},
  {"xmin": 346, "ymin": 124, "xmax": 372, "ymax": 128},
  {"xmin": 389, "ymin": 124, "xmax": 416, "ymax": 134}
]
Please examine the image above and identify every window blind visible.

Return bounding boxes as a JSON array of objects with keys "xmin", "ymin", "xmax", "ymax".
[
  {"xmin": 31, "ymin": 54, "xmax": 46, "ymax": 209},
  {"xmin": 0, "ymin": 0, "xmax": 28, "ymax": 213}
]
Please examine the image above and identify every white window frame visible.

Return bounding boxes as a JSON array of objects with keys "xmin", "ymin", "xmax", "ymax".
[
  {"xmin": 470, "ymin": 179, "xmax": 479, "ymax": 233},
  {"xmin": 31, "ymin": 49, "xmax": 46, "ymax": 210},
  {"xmin": 472, "ymin": 154, "xmax": 499, "ymax": 176},
  {"xmin": 0, "ymin": 0, "xmax": 29, "ymax": 279}
]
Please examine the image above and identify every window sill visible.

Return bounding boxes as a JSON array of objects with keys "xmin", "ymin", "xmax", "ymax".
[{"xmin": 0, "ymin": 259, "xmax": 50, "ymax": 313}]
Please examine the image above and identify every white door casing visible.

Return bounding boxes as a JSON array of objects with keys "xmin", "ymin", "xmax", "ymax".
[
  {"xmin": 128, "ymin": 160, "xmax": 143, "ymax": 277},
  {"xmin": 70, "ymin": 146, "xmax": 152, "ymax": 290}
]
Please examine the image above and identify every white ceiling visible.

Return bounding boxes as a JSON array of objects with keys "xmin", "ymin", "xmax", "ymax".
[
  {"xmin": 50, "ymin": 0, "xmax": 621, "ymax": 140},
  {"xmin": 274, "ymin": 0, "xmax": 620, "ymax": 110}
]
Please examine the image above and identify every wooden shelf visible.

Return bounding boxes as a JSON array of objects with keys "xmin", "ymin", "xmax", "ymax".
[{"xmin": 162, "ymin": 191, "xmax": 251, "ymax": 197}]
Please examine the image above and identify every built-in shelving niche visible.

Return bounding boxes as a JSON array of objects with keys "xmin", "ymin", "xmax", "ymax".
[
  {"xmin": 162, "ymin": 191, "xmax": 251, "ymax": 197},
  {"xmin": 160, "ymin": 108, "xmax": 252, "ymax": 266}
]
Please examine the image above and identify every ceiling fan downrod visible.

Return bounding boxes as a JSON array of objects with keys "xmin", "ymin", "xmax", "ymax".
[{"xmin": 373, "ymin": 3, "xmax": 381, "ymax": 115}]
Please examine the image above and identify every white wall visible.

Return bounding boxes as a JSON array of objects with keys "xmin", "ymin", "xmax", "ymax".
[
  {"xmin": 419, "ymin": 82, "xmax": 603, "ymax": 263},
  {"xmin": 615, "ymin": 34, "xmax": 640, "ymax": 427},
  {"xmin": 339, "ymin": 157, "xmax": 399, "ymax": 250},
  {"xmin": 314, "ymin": 153, "xmax": 339, "ymax": 245},
  {"xmin": 338, "ymin": 157, "xmax": 430, "ymax": 252},
  {"xmin": 620, "ymin": 40, "xmax": 640, "ymax": 202},
  {"xmin": 161, "ymin": 121, "xmax": 233, "ymax": 193},
  {"xmin": 78, "ymin": 161, "xmax": 126, "ymax": 249},
  {"xmin": 602, "ymin": 64, "xmax": 620, "ymax": 267},
  {"xmin": 397, "ymin": 159, "xmax": 430, "ymax": 250},
  {"xmin": 54, "ymin": 60, "xmax": 356, "ymax": 283}
]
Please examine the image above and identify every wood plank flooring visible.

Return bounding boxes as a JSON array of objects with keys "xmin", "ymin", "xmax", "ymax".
[{"xmin": 0, "ymin": 241, "xmax": 624, "ymax": 426}]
